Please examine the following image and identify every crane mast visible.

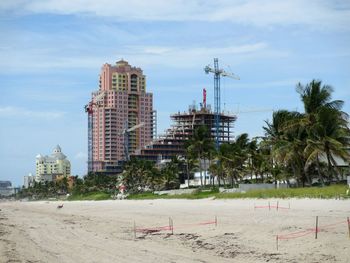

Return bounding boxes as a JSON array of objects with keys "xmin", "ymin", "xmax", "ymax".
[
  {"xmin": 84, "ymin": 91, "xmax": 105, "ymax": 172},
  {"xmin": 205, "ymin": 58, "xmax": 239, "ymax": 149}
]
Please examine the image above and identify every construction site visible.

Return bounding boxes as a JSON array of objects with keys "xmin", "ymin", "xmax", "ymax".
[
  {"xmin": 85, "ymin": 58, "xmax": 239, "ymax": 174},
  {"xmin": 133, "ymin": 96, "xmax": 236, "ymax": 162}
]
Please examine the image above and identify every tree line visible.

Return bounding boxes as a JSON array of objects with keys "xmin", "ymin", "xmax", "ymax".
[
  {"xmin": 123, "ymin": 80, "xmax": 350, "ymax": 191},
  {"xmin": 19, "ymin": 80, "xmax": 350, "ymax": 197}
]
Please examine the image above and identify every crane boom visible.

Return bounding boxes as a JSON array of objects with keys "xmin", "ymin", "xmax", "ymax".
[
  {"xmin": 120, "ymin": 122, "xmax": 144, "ymax": 161},
  {"xmin": 221, "ymin": 71, "xmax": 240, "ymax": 80},
  {"xmin": 126, "ymin": 122, "xmax": 144, "ymax": 133}
]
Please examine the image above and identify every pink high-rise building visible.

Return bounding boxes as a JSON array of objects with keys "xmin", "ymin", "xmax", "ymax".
[{"xmin": 85, "ymin": 60, "xmax": 155, "ymax": 173}]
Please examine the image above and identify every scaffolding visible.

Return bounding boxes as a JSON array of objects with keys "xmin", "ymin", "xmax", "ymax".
[{"xmin": 132, "ymin": 104, "xmax": 236, "ymax": 161}]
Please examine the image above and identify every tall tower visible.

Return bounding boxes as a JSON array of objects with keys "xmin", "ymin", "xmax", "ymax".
[{"xmin": 86, "ymin": 60, "xmax": 154, "ymax": 173}]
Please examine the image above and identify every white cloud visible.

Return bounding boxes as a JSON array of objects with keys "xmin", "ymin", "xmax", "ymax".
[
  {"xmin": 0, "ymin": 106, "xmax": 65, "ymax": 119},
  {"xmin": 0, "ymin": 38, "xmax": 279, "ymax": 71},
  {"xmin": 2, "ymin": 0, "xmax": 349, "ymax": 31},
  {"xmin": 124, "ymin": 42, "xmax": 277, "ymax": 68},
  {"xmin": 131, "ymin": 43, "xmax": 268, "ymax": 56}
]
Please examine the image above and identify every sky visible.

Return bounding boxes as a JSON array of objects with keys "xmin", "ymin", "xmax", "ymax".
[{"xmin": 0, "ymin": 0, "xmax": 349, "ymax": 187}]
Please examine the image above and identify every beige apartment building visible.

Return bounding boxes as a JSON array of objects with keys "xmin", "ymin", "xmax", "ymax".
[{"xmin": 85, "ymin": 60, "xmax": 155, "ymax": 172}]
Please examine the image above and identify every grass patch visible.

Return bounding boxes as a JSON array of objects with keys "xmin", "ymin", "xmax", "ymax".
[
  {"xmin": 68, "ymin": 191, "xmax": 111, "ymax": 201},
  {"xmin": 216, "ymin": 184, "xmax": 349, "ymax": 199},
  {"xmin": 127, "ymin": 185, "xmax": 349, "ymax": 200},
  {"xmin": 127, "ymin": 189, "xmax": 220, "ymax": 200},
  {"xmin": 66, "ymin": 185, "xmax": 349, "ymax": 200}
]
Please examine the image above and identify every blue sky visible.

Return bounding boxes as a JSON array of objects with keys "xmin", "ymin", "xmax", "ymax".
[{"xmin": 0, "ymin": 0, "xmax": 349, "ymax": 187}]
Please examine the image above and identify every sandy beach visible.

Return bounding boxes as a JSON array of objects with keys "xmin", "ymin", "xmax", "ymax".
[{"xmin": 0, "ymin": 198, "xmax": 349, "ymax": 263}]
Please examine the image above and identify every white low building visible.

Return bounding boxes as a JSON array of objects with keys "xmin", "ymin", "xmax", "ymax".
[
  {"xmin": 35, "ymin": 145, "xmax": 71, "ymax": 183},
  {"xmin": 23, "ymin": 173, "xmax": 35, "ymax": 188}
]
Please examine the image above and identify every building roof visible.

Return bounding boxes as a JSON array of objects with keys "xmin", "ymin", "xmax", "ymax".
[
  {"xmin": 36, "ymin": 145, "xmax": 69, "ymax": 162},
  {"xmin": 53, "ymin": 145, "xmax": 62, "ymax": 153}
]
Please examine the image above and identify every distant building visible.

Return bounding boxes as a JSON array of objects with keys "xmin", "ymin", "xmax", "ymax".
[
  {"xmin": 35, "ymin": 145, "xmax": 71, "ymax": 183},
  {"xmin": 85, "ymin": 59, "xmax": 155, "ymax": 173},
  {"xmin": 0, "ymin": 181, "xmax": 15, "ymax": 197},
  {"xmin": 23, "ymin": 173, "xmax": 35, "ymax": 188}
]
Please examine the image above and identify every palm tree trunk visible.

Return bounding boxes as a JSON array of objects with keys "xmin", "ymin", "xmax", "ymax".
[
  {"xmin": 325, "ymin": 151, "xmax": 334, "ymax": 181},
  {"xmin": 186, "ymin": 161, "xmax": 190, "ymax": 188},
  {"xmin": 316, "ymin": 154, "xmax": 325, "ymax": 186},
  {"xmin": 199, "ymin": 156, "xmax": 203, "ymax": 187},
  {"xmin": 204, "ymin": 159, "xmax": 207, "ymax": 187},
  {"xmin": 329, "ymin": 154, "xmax": 342, "ymax": 182}
]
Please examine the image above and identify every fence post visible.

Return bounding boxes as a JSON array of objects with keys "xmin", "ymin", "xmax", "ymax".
[
  {"xmin": 347, "ymin": 217, "xmax": 350, "ymax": 239},
  {"xmin": 133, "ymin": 220, "xmax": 136, "ymax": 239},
  {"xmin": 171, "ymin": 218, "xmax": 174, "ymax": 235},
  {"xmin": 268, "ymin": 201, "xmax": 271, "ymax": 211},
  {"xmin": 315, "ymin": 216, "xmax": 318, "ymax": 239},
  {"xmin": 276, "ymin": 235, "xmax": 279, "ymax": 251},
  {"xmin": 276, "ymin": 201, "xmax": 279, "ymax": 211},
  {"xmin": 215, "ymin": 215, "xmax": 217, "ymax": 227},
  {"xmin": 169, "ymin": 217, "xmax": 172, "ymax": 234}
]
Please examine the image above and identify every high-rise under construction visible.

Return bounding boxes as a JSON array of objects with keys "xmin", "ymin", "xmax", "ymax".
[
  {"xmin": 85, "ymin": 60, "xmax": 155, "ymax": 173},
  {"xmin": 133, "ymin": 100, "xmax": 236, "ymax": 162}
]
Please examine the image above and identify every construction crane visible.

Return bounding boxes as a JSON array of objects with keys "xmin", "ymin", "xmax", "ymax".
[
  {"xmin": 204, "ymin": 58, "xmax": 240, "ymax": 149},
  {"xmin": 120, "ymin": 122, "xmax": 144, "ymax": 161},
  {"xmin": 84, "ymin": 91, "xmax": 105, "ymax": 172}
]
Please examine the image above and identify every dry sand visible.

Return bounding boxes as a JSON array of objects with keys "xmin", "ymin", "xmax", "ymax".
[{"xmin": 0, "ymin": 198, "xmax": 349, "ymax": 263}]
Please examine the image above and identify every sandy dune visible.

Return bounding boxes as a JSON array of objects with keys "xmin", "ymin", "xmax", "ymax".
[{"xmin": 1, "ymin": 198, "xmax": 349, "ymax": 262}]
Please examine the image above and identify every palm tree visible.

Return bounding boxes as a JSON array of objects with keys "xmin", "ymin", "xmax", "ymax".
[
  {"xmin": 305, "ymin": 107, "xmax": 350, "ymax": 182},
  {"xmin": 297, "ymin": 80, "xmax": 350, "ymax": 182},
  {"xmin": 263, "ymin": 110, "xmax": 309, "ymax": 185},
  {"xmin": 246, "ymin": 138, "xmax": 259, "ymax": 181},
  {"xmin": 161, "ymin": 157, "xmax": 182, "ymax": 190},
  {"xmin": 215, "ymin": 134, "xmax": 249, "ymax": 187},
  {"xmin": 186, "ymin": 125, "xmax": 215, "ymax": 187},
  {"xmin": 122, "ymin": 158, "xmax": 158, "ymax": 193},
  {"xmin": 211, "ymin": 142, "xmax": 232, "ymax": 186},
  {"xmin": 296, "ymin": 80, "xmax": 344, "ymax": 116}
]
